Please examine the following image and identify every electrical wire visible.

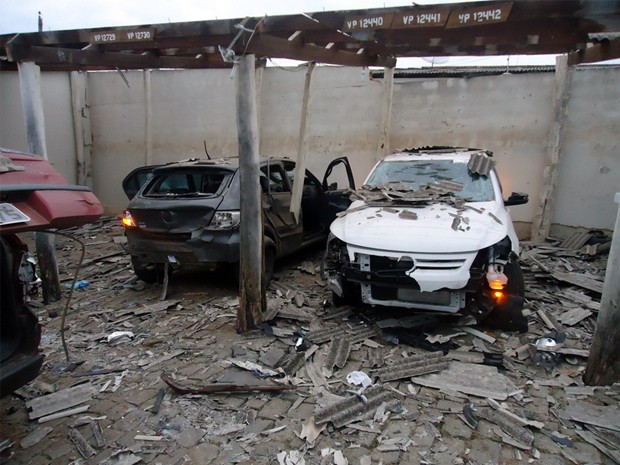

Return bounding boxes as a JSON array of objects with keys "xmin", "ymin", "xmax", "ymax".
[{"xmin": 44, "ymin": 230, "xmax": 86, "ymax": 363}]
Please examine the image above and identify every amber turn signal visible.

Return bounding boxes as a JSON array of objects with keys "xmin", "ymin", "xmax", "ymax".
[{"xmin": 122, "ymin": 210, "xmax": 136, "ymax": 227}]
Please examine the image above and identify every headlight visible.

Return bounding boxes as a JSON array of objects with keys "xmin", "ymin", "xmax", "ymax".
[{"xmin": 207, "ymin": 211, "xmax": 240, "ymax": 230}]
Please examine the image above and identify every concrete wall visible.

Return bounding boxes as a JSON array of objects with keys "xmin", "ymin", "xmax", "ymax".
[
  {"xmin": 1, "ymin": 65, "xmax": 618, "ymax": 232},
  {"xmin": 0, "ymin": 71, "xmax": 77, "ymax": 182}
]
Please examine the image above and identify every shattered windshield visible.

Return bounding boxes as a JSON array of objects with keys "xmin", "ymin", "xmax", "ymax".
[
  {"xmin": 365, "ymin": 160, "xmax": 495, "ymax": 202},
  {"xmin": 144, "ymin": 169, "xmax": 231, "ymax": 197}
]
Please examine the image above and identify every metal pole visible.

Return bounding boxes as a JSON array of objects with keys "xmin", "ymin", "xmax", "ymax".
[
  {"xmin": 584, "ymin": 192, "xmax": 620, "ymax": 385},
  {"xmin": 18, "ymin": 61, "xmax": 61, "ymax": 303},
  {"xmin": 235, "ymin": 54, "xmax": 264, "ymax": 333}
]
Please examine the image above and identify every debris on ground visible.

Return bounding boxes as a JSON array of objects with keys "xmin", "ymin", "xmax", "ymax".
[{"xmin": 0, "ymin": 217, "xmax": 617, "ymax": 465}]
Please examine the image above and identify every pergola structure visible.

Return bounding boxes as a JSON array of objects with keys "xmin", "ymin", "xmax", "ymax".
[
  {"xmin": 1, "ymin": 1, "xmax": 619, "ymax": 70},
  {"xmin": 1, "ymin": 2, "xmax": 619, "ymax": 357}
]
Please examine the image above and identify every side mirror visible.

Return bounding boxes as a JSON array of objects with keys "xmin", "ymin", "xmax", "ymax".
[{"xmin": 505, "ymin": 192, "xmax": 529, "ymax": 206}]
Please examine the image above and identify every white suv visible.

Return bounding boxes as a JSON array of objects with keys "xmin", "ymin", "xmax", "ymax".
[{"xmin": 322, "ymin": 147, "xmax": 529, "ymax": 332}]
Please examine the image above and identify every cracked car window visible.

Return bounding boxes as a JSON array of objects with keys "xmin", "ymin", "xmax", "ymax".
[
  {"xmin": 145, "ymin": 171, "xmax": 228, "ymax": 197},
  {"xmin": 365, "ymin": 160, "xmax": 495, "ymax": 202}
]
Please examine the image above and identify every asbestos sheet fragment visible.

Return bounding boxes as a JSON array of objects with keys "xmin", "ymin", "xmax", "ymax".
[
  {"xmin": 372, "ymin": 352, "xmax": 448, "ymax": 382},
  {"xmin": 559, "ymin": 401, "xmax": 620, "ymax": 431},
  {"xmin": 325, "ymin": 338, "xmax": 352, "ymax": 372},
  {"xmin": 411, "ymin": 361, "xmax": 517, "ymax": 400},
  {"xmin": 398, "ymin": 210, "xmax": 417, "ymax": 220},
  {"xmin": 20, "ymin": 426, "xmax": 53, "ymax": 449},
  {"xmin": 556, "ymin": 308, "xmax": 592, "ymax": 326},
  {"xmin": 100, "ymin": 450, "xmax": 143, "ymax": 465},
  {"xmin": 27, "ymin": 383, "xmax": 97, "ymax": 420},
  {"xmin": 551, "ymin": 271, "xmax": 604, "ymax": 294},
  {"xmin": 277, "ymin": 451, "xmax": 305, "ymax": 465},
  {"xmin": 278, "ymin": 352, "xmax": 306, "ymax": 376},
  {"xmin": 68, "ymin": 428, "xmax": 96, "ymax": 459},
  {"xmin": 468, "ymin": 152, "xmax": 495, "ymax": 176},
  {"xmin": 306, "ymin": 324, "xmax": 380, "ymax": 345},
  {"xmin": 476, "ymin": 407, "xmax": 534, "ymax": 447},
  {"xmin": 298, "ymin": 417, "xmax": 326, "ymax": 445},
  {"xmin": 315, "ymin": 384, "xmax": 399, "ymax": 428}
]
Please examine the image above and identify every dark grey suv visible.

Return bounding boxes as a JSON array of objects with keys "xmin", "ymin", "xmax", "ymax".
[{"xmin": 122, "ymin": 157, "xmax": 354, "ymax": 282}]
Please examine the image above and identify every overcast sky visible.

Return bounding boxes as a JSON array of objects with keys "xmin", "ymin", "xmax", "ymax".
[{"xmin": 1, "ymin": 0, "xmax": 561, "ymax": 67}]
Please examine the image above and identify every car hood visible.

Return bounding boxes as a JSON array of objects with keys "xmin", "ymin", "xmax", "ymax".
[{"xmin": 330, "ymin": 200, "xmax": 510, "ymax": 253}]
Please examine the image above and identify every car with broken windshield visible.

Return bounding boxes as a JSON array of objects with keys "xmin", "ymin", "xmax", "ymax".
[
  {"xmin": 122, "ymin": 157, "xmax": 354, "ymax": 282},
  {"xmin": 322, "ymin": 147, "xmax": 529, "ymax": 331}
]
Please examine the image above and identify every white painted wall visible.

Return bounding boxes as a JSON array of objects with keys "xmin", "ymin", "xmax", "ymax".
[
  {"xmin": 1, "ymin": 65, "xmax": 618, "ymax": 232},
  {"xmin": 0, "ymin": 71, "xmax": 76, "ymax": 182}
]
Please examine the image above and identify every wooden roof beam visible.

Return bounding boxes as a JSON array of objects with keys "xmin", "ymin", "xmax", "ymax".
[
  {"xmin": 244, "ymin": 33, "xmax": 395, "ymax": 67},
  {"xmin": 6, "ymin": 43, "xmax": 230, "ymax": 69},
  {"xmin": 568, "ymin": 37, "xmax": 620, "ymax": 65}
]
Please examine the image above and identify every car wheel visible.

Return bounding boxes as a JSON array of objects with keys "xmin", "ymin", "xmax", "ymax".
[
  {"xmin": 130, "ymin": 255, "xmax": 162, "ymax": 284},
  {"xmin": 484, "ymin": 258, "xmax": 528, "ymax": 332}
]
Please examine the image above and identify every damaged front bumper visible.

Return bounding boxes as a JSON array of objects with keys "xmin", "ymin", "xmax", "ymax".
[{"xmin": 323, "ymin": 235, "xmax": 491, "ymax": 313}]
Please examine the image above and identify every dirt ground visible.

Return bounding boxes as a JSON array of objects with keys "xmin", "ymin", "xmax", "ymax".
[{"xmin": 1, "ymin": 216, "xmax": 618, "ymax": 465}]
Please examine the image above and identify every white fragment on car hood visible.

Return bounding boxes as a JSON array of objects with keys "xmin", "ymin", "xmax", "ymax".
[{"xmin": 330, "ymin": 201, "xmax": 509, "ymax": 254}]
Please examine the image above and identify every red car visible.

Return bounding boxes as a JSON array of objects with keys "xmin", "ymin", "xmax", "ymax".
[{"xmin": 0, "ymin": 147, "xmax": 103, "ymax": 397}]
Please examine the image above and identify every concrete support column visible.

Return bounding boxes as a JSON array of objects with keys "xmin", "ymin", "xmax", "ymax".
[
  {"xmin": 17, "ymin": 61, "xmax": 61, "ymax": 303},
  {"xmin": 144, "ymin": 69, "xmax": 153, "ymax": 165},
  {"xmin": 531, "ymin": 55, "xmax": 574, "ymax": 242},
  {"xmin": 584, "ymin": 192, "xmax": 620, "ymax": 385},
  {"xmin": 376, "ymin": 66, "xmax": 395, "ymax": 162},
  {"xmin": 70, "ymin": 71, "xmax": 93, "ymax": 187},
  {"xmin": 290, "ymin": 62, "xmax": 316, "ymax": 224},
  {"xmin": 235, "ymin": 54, "xmax": 264, "ymax": 333}
]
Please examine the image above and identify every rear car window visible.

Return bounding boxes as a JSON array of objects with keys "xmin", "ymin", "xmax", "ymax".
[
  {"xmin": 144, "ymin": 169, "xmax": 231, "ymax": 197},
  {"xmin": 365, "ymin": 159, "xmax": 495, "ymax": 202}
]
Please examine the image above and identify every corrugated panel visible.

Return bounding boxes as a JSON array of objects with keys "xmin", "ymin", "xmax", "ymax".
[
  {"xmin": 315, "ymin": 384, "xmax": 400, "ymax": 427},
  {"xmin": 372, "ymin": 352, "xmax": 448, "ymax": 382}
]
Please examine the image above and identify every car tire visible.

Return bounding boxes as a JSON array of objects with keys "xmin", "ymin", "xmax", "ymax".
[
  {"xmin": 484, "ymin": 258, "xmax": 528, "ymax": 332},
  {"xmin": 130, "ymin": 255, "xmax": 162, "ymax": 284}
]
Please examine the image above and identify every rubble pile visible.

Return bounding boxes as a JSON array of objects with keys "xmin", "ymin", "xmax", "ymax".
[{"xmin": 1, "ymin": 218, "xmax": 618, "ymax": 465}]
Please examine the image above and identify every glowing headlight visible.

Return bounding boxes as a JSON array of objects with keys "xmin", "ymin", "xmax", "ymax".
[{"xmin": 207, "ymin": 211, "xmax": 240, "ymax": 230}]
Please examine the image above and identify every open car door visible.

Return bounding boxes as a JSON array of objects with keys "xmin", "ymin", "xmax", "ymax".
[
  {"xmin": 321, "ymin": 157, "xmax": 355, "ymax": 225},
  {"xmin": 122, "ymin": 165, "xmax": 162, "ymax": 200}
]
